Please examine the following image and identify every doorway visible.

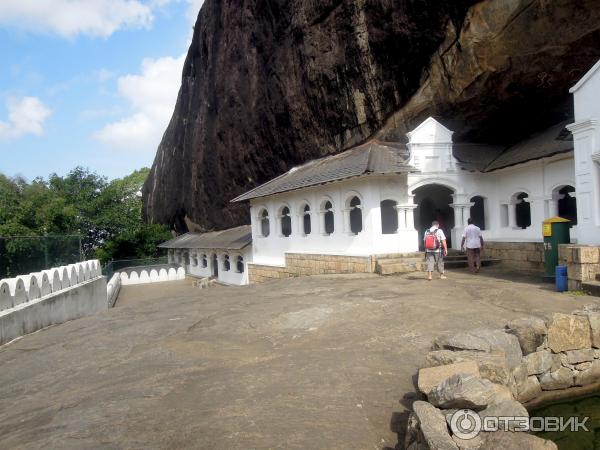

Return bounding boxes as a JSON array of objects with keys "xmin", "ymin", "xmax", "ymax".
[
  {"xmin": 413, "ymin": 184, "xmax": 454, "ymax": 249},
  {"xmin": 211, "ymin": 253, "xmax": 218, "ymax": 277}
]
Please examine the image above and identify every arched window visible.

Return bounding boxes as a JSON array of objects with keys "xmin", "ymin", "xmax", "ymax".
[
  {"xmin": 323, "ymin": 200, "xmax": 334, "ymax": 235},
  {"xmin": 236, "ymin": 256, "xmax": 244, "ymax": 273},
  {"xmin": 280, "ymin": 206, "xmax": 292, "ymax": 237},
  {"xmin": 259, "ymin": 209, "xmax": 270, "ymax": 237},
  {"xmin": 302, "ymin": 204, "xmax": 311, "ymax": 235},
  {"xmin": 514, "ymin": 192, "xmax": 531, "ymax": 229},
  {"xmin": 348, "ymin": 196, "xmax": 362, "ymax": 234},
  {"xmin": 557, "ymin": 185, "xmax": 577, "ymax": 225},
  {"xmin": 470, "ymin": 196, "xmax": 486, "ymax": 230},
  {"xmin": 184, "ymin": 251, "xmax": 190, "ymax": 266},
  {"xmin": 191, "ymin": 253, "xmax": 198, "ymax": 266},
  {"xmin": 201, "ymin": 254, "xmax": 207, "ymax": 268},
  {"xmin": 223, "ymin": 254, "xmax": 230, "ymax": 271},
  {"xmin": 381, "ymin": 200, "xmax": 398, "ymax": 234}
]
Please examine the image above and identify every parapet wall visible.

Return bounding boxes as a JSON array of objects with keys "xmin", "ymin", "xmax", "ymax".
[
  {"xmin": 484, "ymin": 241, "xmax": 544, "ymax": 272},
  {"xmin": 559, "ymin": 244, "xmax": 600, "ymax": 290},
  {"xmin": 119, "ymin": 266, "xmax": 186, "ymax": 285},
  {"xmin": 0, "ymin": 260, "xmax": 107, "ymax": 345},
  {"xmin": 248, "ymin": 253, "xmax": 374, "ymax": 283}
]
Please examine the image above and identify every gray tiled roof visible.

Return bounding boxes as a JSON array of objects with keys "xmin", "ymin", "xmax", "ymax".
[
  {"xmin": 484, "ymin": 121, "xmax": 573, "ymax": 172},
  {"xmin": 158, "ymin": 225, "xmax": 252, "ymax": 250},
  {"xmin": 231, "ymin": 140, "xmax": 416, "ymax": 202}
]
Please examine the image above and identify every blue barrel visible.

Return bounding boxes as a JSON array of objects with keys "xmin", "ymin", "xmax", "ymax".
[{"xmin": 556, "ymin": 265, "xmax": 568, "ymax": 292}]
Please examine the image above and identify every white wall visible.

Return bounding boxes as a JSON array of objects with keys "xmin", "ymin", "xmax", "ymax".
[
  {"xmin": 248, "ymin": 117, "xmax": 577, "ymax": 262},
  {"xmin": 176, "ymin": 247, "xmax": 252, "ymax": 285},
  {"xmin": 569, "ymin": 59, "xmax": 600, "ymax": 245},
  {"xmin": 250, "ymin": 175, "xmax": 419, "ymax": 266}
]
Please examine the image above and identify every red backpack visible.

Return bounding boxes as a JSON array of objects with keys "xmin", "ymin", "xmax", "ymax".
[{"xmin": 424, "ymin": 229, "xmax": 440, "ymax": 251}]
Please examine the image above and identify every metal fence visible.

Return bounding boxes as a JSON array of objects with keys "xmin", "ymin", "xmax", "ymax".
[
  {"xmin": 102, "ymin": 257, "xmax": 169, "ymax": 279},
  {"xmin": 0, "ymin": 234, "xmax": 83, "ymax": 278}
]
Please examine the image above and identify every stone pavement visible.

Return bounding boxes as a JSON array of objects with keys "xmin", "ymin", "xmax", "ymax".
[{"xmin": 0, "ymin": 269, "xmax": 597, "ymax": 449}]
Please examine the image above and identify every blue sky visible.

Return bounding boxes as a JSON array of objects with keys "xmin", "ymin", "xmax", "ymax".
[{"xmin": 0, "ymin": 0, "xmax": 204, "ymax": 180}]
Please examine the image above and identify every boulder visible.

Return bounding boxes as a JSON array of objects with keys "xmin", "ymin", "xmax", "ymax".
[
  {"xmin": 538, "ymin": 367, "xmax": 574, "ymax": 390},
  {"xmin": 517, "ymin": 376, "xmax": 542, "ymax": 403},
  {"xmin": 428, "ymin": 373, "xmax": 495, "ymax": 409},
  {"xmin": 418, "ymin": 361, "xmax": 480, "ymax": 395},
  {"xmin": 574, "ymin": 360, "xmax": 600, "ymax": 386},
  {"xmin": 491, "ymin": 383, "xmax": 514, "ymax": 402},
  {"xmin": 412, "ymin": 401, "xmax": 459, "ymax": 450},
  {"xmin": 523, "ymin": 350, "xmax": 560, "ymax": 375},
  {"xmin": 426, "ymin": 349, "xmax": 512, "ymax": 385},
  {"xmin": 512, "ymin": 362, "xmax": 528, "ymax": 386},
  {"xmin": 547, "ymin": 313, "xmax": 592, "ymax": 352},
  {"xmin": 481, "ymin": 431, "xmax": 558, "ymax": 449},
  {"xmin": 452, "ymin": 433, "xmax": 483, "ymax": 450},
  {"xmin": 434, "ymin": 329, "xmax": 522, "ymax": 369},
  {"xmin": 479, "ymin": 399, "xmax": 529, "ymax": 431},
  {"xmin": 506, "ymin": 317, "xmax": 547, "ymax": 355},
  {"xmin": 575, "ymin": 361, "xmax": 593, "ymax": 371},
  {"xmin": 560, "ymin": 348, "xmax": 595, "ymax": 365},
  {"xmin": 580, "ymin": 312, "xmax": 600, "ymax": 348}
]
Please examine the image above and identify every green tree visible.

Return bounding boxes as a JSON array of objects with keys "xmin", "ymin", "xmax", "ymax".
[{"xmin": 0, "ymin": 166, "xmax": 170, "ymax": 275}]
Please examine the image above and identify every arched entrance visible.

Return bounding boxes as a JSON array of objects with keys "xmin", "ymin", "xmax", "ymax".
[{"xmin": 413, "ymin": 184, "xmax": 455, "ymax": 249}]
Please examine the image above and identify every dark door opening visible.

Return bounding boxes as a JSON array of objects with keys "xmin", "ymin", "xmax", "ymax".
[
  {"xmin": 211, "ymin": 254, "xmax": 218, "ymax": 277},
  {"xmin": 413, "ymin": 184, "xmax": 454, "ymax": 249}
]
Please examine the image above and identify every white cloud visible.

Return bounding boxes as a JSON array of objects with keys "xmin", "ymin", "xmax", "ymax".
[
  {"xmin": 186, "ymin": 0, "xmax": 205, "ymax": 24},
  {"xmin": 0, "ymin": 0, "xmax": 153, "ymax": 38},
  {"xmin": 94, "ymin": 54, "xmax": 185, "ymax": 151},
  {"xmin": 0, "ymin": 97, "xmax": 52, "ymax": 140}
]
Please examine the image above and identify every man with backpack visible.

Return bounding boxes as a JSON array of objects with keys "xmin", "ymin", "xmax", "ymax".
[
  {"xmin": 461, "ymin": 217, "xmax": 484, "ymax": 273},
  {"xmin": 424, "ymin": 220, "xmax": 448, "ymax": 281}
]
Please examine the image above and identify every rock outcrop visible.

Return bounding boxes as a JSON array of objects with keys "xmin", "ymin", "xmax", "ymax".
[{"xmin": 143, "ymin": 0, "xmax": 600, "ymax": 231}]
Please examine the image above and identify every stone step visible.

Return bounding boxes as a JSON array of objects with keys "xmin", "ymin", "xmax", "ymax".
[
  {"xmin": 377, "ymin": 261, "xmax": 425, "ymax": 275},
  {"xmin": 444, "ymin": 258, "xmax": 502, "ymax": 269},
  {"xmin": 375, "ymin": 257, "xmax": 424, "ymax": 265},
  {"xmin": 583, "ymin": 281, "xmax": 600, "ymax": 297}
]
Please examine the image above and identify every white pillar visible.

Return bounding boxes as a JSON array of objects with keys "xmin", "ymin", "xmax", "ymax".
[
  {"xmin": 548, "ymin": 194, "xmax": 561, "ymax": 218},
  {"xmin": 342, "ymin": 208, "xmax": 351, "ymax": 234},
  {"xmin": 508, "ymin": 201, "xmax": 517, "ymax": 228},
  {"xmin": 396, "ymin": 206, "xmax": 407, "ymax": 230}
]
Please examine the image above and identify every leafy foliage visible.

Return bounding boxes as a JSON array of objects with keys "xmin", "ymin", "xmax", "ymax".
[{"xmin": 0, "ymin": 167, "xmax": 171, "ymax": 274}]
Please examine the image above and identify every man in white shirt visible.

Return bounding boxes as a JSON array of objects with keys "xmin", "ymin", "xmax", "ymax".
[
  {"xmin": 424, "ymin": 220, "xmax": 448, "ymax": 281},
  {"xmin": 461, "ymin": 218, "xmax": 484, "ymax": 273}
]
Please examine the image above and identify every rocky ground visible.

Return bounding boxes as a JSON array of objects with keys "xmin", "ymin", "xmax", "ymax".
[{"xmin": 0, "ymin": 269, "xmax": 598, "ymax": 449}]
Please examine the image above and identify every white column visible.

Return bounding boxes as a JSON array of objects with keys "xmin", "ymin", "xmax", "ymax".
[
  {"xmin": 342, "ymin": 208, "xmax": 351, "ymax": 234},
  {"xmin": 549, "ymin": 194, "xmax": 561, "ymax": 218},
  {"xmin": 396, "ymin": 206, "xmax": 407, "ymax": 230},
  {"xmin": 508, "ymin": 201, "xmax": 517, "ymax": 228}
]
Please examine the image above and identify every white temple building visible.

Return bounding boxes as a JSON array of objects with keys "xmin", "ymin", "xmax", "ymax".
[{"xmin": 160, "ymin": 59, "xmax": 600, "ymax": 285}]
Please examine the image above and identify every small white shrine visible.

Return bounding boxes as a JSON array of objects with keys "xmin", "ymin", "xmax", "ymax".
[{"xmin": 161, "ymin": 59, "xmax": 600, "ymax": 285}]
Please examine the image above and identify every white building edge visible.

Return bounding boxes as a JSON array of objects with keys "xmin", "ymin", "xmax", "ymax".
[{"xmin": 161, "ymin": 59, "xmax": 600, "ymax": 285}]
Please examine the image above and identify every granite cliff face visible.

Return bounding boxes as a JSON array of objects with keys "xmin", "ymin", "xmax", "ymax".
[{"xmin": 143, "ymin": 0, "xmax": 600, "ymax": 232}]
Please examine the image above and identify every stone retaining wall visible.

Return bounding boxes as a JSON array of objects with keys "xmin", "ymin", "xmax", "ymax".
[
  {"xmin": 484, "ymin": 241, "xmax": 544, "ymax": 272},
  {"xmin": 406, "ymin": 305, "xmax": 600, "ymax": 449},
  {"xmin": 248, "ymin": 253, "xmax": 374, "ymax": 283},
  {"xmin": 559, "ymin": 244, "xmax": 600, "ymax": 290}
]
